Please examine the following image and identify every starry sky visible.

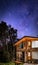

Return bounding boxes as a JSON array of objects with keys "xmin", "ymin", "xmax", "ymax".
[{"xmin": 0, "ymin": 0, "xmax": 38, "ymax": 38}]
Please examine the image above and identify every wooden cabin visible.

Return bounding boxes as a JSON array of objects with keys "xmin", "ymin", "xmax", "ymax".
[{"xmin": 14, "ymin": 36, "xmax": 38, "ymax": 63}]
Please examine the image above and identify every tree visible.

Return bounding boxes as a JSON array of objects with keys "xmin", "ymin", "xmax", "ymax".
[
  {"xmin": 0, "ymin": 21, "xmax": 10, "ymax": 62},
  {"xmin": 0, "ymin": 21, "xmax": 18, "ymax": 62},
  {"xmin": 8, "ymin": 28, "xmax": 17, "ymax": 61},
  {"xmin": 0, "ymin": 21, "xmax": 8, "ymax": 51}
]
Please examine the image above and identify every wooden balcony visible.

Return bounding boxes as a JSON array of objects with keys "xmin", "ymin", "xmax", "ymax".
[
  {"xmin": 32, "ymin": 48, "xmax": 38, "ymax": 52},
  {"xmin": 17, "ymin": 47, "xmax": 26, "ymax": 52}
]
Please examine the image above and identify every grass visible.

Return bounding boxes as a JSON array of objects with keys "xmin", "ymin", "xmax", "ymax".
[
  {"xmin": 0, "ymin": 62, "xmax": 23, "ymax": 65},
  {"xmin": 0, "ymin": 62, "xmax": 15, "ymax": 65}
]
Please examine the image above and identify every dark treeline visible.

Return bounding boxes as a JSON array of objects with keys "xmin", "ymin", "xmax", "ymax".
[{"xmin": 0, "ymin": 21, "xmax": 18, "ymax": 62}]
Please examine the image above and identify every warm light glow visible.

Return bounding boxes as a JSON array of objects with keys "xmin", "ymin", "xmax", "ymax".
[
  {"xmin": 27, "ymin": 52, "xmax": 31, "ymax": 60},
  {"xmin": 32, "ymin": 41, "xmax": 38, "ymax": 48},
  {"xmin": 28, "ymin": 41, "xmax": 31, "ymax": 46},
  {"xmin": 32, "ymin": 52, "xmax": 38, "ymax": 59},
  {"xmin": 28, "ymin": 52, "xmax": 31, "ymax": 57}
]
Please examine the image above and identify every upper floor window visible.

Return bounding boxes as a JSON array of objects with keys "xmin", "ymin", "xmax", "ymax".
[
  {"xmin": 19, "ymin": 43, "xmax": 23, "ymax": 48},
  {"xmin": 32, "ymin": 41, "xmax": 38, "ymax": 48}
]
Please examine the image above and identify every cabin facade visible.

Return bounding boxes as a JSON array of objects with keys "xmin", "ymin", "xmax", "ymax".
[{"xmin": 14, "ymin": 36, "xmax": 38, "ymax": 63}]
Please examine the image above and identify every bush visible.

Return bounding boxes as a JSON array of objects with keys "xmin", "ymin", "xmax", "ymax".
[
  {"xmin": 0, "ymin": 50, "xmax": 10, "ymax": 62},
  {"xmin": 3, "ymin": 51, "xmax": 10, "ymax": 62}
]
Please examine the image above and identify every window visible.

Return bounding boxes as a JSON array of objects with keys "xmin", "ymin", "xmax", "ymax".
[
  {"xmin": 16, "ymin": 52, "xmax": 23, "ymax": 61},
  {"xmin": 28, "ymin": 41, "xmax": 31, "ymax": 46},
  {"xmin": 32, "ymin": 52, "xmax": 38, "ymax": 59},
  {"xmin": 32, "ymin": 41, "xmax": 38, "ymax": 48},
  {"xmin": 19, "ymin": 43, "xmax": 23, "ymax": 48},
  {"xmin": 28, "ymin": 52, "xmax": 31, "ymax": 57}
]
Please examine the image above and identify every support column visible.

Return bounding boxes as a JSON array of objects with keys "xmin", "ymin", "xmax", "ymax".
[
  {"xmin": 24, "ymin": 41, "xmax": 27, "ymax": 62},
  {"xmin": 22, "ymin": 52, "xmax": 24, "ymax": 62},
  {"xmin": 27, "ymin": 41, "xmax": 32, "ymax": 63}
]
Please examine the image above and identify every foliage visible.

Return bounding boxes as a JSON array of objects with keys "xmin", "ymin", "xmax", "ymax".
[
  {"xmin": 0, "ymin": 62, "xmax": 15, "ymax": 65},
  {"xmin": 3, "ymin": 51, "xmax": 10, "ymax": 62},
  {"xmin": 0, "ymin": 62, "xmax": 23, "ymax": 65},
  {"xmin": 0, "ymin": 21, "xmax": 17, "ymax": 62}
]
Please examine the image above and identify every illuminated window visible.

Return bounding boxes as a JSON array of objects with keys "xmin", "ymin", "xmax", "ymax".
[
  {"xmin": 32, "ymin": 52, "xmax": 38, "ymax": 59},
  {"xmin": 28, "ymin": 52, "xmax": 31, "ymax": 57},
  {"xmin": 32, "ymin": 41, "xmax": 38, "ymax": 48},
  {"xmin": 28, "ymin": 41, "xmax": 31, "ymax": 46}
]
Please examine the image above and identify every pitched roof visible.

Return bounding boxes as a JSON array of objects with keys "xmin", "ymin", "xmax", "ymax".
[{"xmin": 14, "ymin": 36, "xmax": 38, "ymax": 46}]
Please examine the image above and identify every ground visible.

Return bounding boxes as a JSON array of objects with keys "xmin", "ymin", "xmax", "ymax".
[
  {"xmin": 0, "ymin": 62, "xmax": 23, "ymax": 65},
  {"xmin": 0, "ymin": 62, "xmax": 38, "ymax": 65},
  {"xmin": 0, "ymin": 62, "xmax": 15, "ymax": 65},
  {"xmin": 24, "ymin": 63, "xmax": 38, "ymax": 65}
]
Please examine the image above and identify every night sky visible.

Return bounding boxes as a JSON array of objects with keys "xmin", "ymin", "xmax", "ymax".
[{"xmin": 0, "ymin": 0, "xmax": 38, "ymax": 38}]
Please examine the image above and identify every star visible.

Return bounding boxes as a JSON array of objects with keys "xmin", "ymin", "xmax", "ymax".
[{"xmin": 0, "ymin": 0, "xmax": 38, "ymax": 38}]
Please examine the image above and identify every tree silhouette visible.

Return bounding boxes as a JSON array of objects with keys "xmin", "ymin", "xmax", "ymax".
[
  {"xmin": 8, "ymin": 27, "xmax": 17, "ymax": 61},
  {"xmin": 0, "ymin": 21, "xmax": 10, "ymax": 62},
  {"xmin": 0, "ymin": 21, "xmax": 18, "ymax": 62},
  {"xmin": 0, "ymin": 21, "xmax": 8, "ymax": 49}
]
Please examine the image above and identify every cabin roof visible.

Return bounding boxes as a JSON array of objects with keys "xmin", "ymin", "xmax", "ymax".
[{"xmin": 14, "ymin": 36, "xmax": 38, "ymax": 46}]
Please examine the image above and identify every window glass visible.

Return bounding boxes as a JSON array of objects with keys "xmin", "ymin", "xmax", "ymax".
[
  {"xmin": 32, "ymin": 52, "xmax": 38, "ymax": 59},
  {"xmin": 32, "ymin": 41, "xmax": 38, "ymax": 48},
  {"xmin": 28, "ymin": 52, "xmax": 30, "ymax": 56}
]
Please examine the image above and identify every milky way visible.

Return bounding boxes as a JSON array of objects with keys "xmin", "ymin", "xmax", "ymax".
[{"xmin": 0, "ymin": 0, "xmax": 38, "ymax": 38}]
